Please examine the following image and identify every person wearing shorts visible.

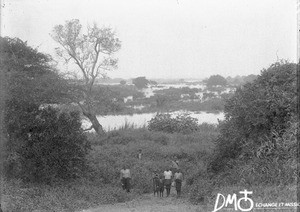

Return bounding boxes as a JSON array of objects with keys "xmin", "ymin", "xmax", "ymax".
[{"xmin": 174, "ymin": 169, "xmax": 183, "ymax": 197}]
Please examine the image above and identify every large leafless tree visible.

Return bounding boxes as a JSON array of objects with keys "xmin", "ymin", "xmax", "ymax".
[{"xmin": 51, "ymin": 19, "xmax": 121, "ymax": 135}]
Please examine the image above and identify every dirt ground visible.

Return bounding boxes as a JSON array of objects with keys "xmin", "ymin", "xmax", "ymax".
[{"xmin": 79, "ymin": 189, "xmax": 208, "ymax": 212}]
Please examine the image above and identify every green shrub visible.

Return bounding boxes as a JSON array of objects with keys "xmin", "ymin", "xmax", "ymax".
[
  {"xmin": 205, "ymin": 75, "xmax": 227, "ymax": 87},
  {"xmin": 205, "ymin": 62, "xmax": 298, "ymax": 195},
  {"xmin": 213, "ymin": 119, "xmax": 298, "ymax": 186},
  {"xmin": 4, "ymin": 107, "xmax": 90, "ymax": 183},
  {"xmin": 88, "ymin": 145, "xmax": 125, "ymax": 184},
  {"xmin": 148, "ymin": 113, "xmax": 199, "ymax": 134},
  {"xmin": 188, "ymin": 178, "xmax": 214, "ymax": 204},
  {"xmin": 148, "ymin": 113, "xmax": 176, "ymax": 133},
  {"xmin": 131, "ymin": 163, "xmax": 153, "ymax": 193},
  {"xmin": 210, "ymin": 62, "xmax": 296, "ymax": 174}
]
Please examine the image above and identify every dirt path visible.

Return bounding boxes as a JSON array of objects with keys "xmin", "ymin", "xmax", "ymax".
[{"xmin": 80, "ymin": 189, "xmax": 207, "ymax": 212}]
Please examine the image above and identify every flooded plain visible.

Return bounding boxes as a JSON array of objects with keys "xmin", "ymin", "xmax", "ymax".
[{"xmin": 82, "ymin": 110, "xmax": 224, "ymax": 131}]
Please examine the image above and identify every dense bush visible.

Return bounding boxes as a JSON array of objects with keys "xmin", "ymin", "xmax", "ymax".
[
  {"xmin": 148, "ymin": 114, "xmax": 176, "ymax": 133},
  {"xmin": 5, "ymin": 107, "xmax": 90, "ymax": 183},
  {"xmin": 132, "ymin": 76, "xmax": 150, "ymax": 89},
  {"xmin": 209, "ymin": 61, "xmax": 297, "ymax": 182},
  {"xmin": 217, "ymin": 119, "xmax": 298, "ymax": 186},
  {"xmin": 2, "ymin": 37, "xmax": 83, "ymax": 183},
  {"xmin": 175, "ymin": 114, "xmax": 201, "ymax": 134},
  {"xmin": 188, "ymin": 120, "xmax": 297, "ymax": 204},
  {"xmin": 205, "ymin": 75, "xmax": 227, "ymax": 87},
  {"xmin": 186, "ymin": 62, "xmax": 297, "ymax": 206},
  {"xmin": 227, "ymin": 74, "xmax": 258, "ymax": 86},
  {"xmin": 188, "ymin": 178, "xmax": 214, "ymax": 204},
  {"xmin": 131, "ymin": 163, "xmax": 153, "ymax": 193},
  {"xmin": 88, "ymin": 145, "xmax": 128, "ymax": 184},
  {"xmin": 148, "ymin": 113, "xmax": 199, "ymax": 134}
]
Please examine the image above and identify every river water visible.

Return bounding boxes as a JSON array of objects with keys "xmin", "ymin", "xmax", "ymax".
[{"xmin": 82, "ymin": 111, "xmax": 224, "ymax": 132}]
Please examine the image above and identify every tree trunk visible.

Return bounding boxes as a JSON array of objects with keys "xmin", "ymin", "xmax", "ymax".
[{"xmin": 83, "ymin": 111, "xmax": 105, "ymax": 135}]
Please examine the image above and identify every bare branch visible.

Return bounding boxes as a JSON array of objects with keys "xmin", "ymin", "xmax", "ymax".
[
  {"xmin": 90, "ymin": 41, "xmax": 100, "ymax": 79},
  {"xmin": 51, "ymin": 19, "xmax": 121, "ymax": 135}
]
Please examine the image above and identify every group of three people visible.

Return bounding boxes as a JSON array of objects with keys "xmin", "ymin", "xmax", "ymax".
[{"xmin": 153, "ymin": 168, "xmax": 183, "ymax": 197}]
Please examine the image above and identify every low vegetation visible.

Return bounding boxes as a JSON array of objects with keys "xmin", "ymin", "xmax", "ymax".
[
  {"xmin": 148, "ymin": 113, "xmax": 200, "ymax": 134},
  {"xmin": 3, "ymin": 124, "xmax": 218, "ymax": 211}
]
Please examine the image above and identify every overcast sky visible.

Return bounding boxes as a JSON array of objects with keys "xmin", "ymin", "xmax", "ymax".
[{"xmin": 2, "ymin": 0, "xmax": 297, "ymax": 79}]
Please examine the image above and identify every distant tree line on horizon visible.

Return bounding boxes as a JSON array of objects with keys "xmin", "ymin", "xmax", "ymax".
[{"xmin": 203, "ymin": 74, "xmax": 258, "ymax": 87}]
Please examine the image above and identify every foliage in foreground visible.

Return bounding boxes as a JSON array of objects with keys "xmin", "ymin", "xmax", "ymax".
[
  {"xmin": 2, "ymin": 36, "xmax": 90, "ymax": 184},
  {"xmin": 5, "ymin": 107, "xmax": 90, "ymax": 183},
  {"xmin": 187, "ymin": 61, "xmax": 298, "ymax": 205},
  {"xmin": 2, "ymin": 180, "xmax": 134, "ymax": 212},
  {"xmin": 210, "ymin": 61, "xmax": 296, "ymax": 174},
  {"xmin": 3, "ymin": 126, "xmax": 218, "ymax": 211}
]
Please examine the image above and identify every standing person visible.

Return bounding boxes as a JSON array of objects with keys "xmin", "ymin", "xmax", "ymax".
[
  {"xmin": 120, "ymin": 166, "xmax": 131, "ymax": 192},
  {"xmin": 152, "ymin": 170, "xmax": 160, "ymax": 196},
  {"xmin": 158, "ymin": 175, "xmax": 165, "ymax": 197},
  {"xmin": 174, "ymin": 169, "xmax": 183, "ymax": 197},
  {"xmin": 170, "ymin": 158, "xmax": 179, "ymax": 173},
  {"xmin": 137, "ymin": 149, "xmax": 142, "ymax": 160},
  {"xmin": 120, "ymin": 166, "xmax": 126, "ymax": 190},
  {"xmin": 163, "ymin": 168, "xmax": 173, "ymax": 197}
]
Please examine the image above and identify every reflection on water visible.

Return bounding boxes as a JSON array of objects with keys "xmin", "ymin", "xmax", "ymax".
[{"xmin": 82, "ymin": 111, "xmax": 224, "ymax": 132}]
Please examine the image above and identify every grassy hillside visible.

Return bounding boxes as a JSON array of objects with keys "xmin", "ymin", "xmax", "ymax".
[{"xmin": 3, "ymin": 124, "xmax": 218, "ymax": 211}]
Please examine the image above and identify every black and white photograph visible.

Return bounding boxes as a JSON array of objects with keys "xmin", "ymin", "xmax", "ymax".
[{"xmin": 0, "ymin": 0, "xmax": 298, "ymax": 211}]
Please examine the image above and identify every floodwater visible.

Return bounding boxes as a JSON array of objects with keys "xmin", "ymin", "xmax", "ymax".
[
  {"xmin": 141, "ymin": 83, "xmax": 206, "ymax": 98},
  {"xmin": 82, "ymin": 111, "xmax": 224, "ymax": 131}
]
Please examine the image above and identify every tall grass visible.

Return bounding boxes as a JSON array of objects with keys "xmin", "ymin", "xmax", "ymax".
[
  {"xmin": 2, "ymin": 179, "xmax": 135, "ymax": 212},
  {"xmin": 2, "ymin": 123, "xmax": 219, "ymax": 211}
]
